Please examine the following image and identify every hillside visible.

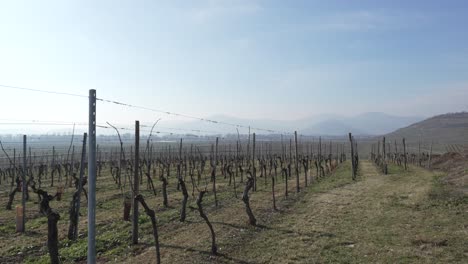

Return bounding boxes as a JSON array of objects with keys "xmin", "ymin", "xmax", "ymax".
[{"xmin": 384, "ymin": 112, "xmax": 468, "ymax": 146}]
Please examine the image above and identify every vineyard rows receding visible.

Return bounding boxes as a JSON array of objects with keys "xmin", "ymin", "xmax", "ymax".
[{"xmin": 0, "ymin": 131, "xmax": 445, "ymax": 263}]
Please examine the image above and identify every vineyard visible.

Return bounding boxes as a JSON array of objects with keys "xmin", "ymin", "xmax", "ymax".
[
  {"xmin": 0, "ymin": 128, "xmax": 352, "ymax": 262},
  {"xmin": 0, "ymin": 89, "xmax": 466, "ymax": 263},
  {"xmin": 3, "ymin": 2, "xmax": 468, "ymax": 262}
]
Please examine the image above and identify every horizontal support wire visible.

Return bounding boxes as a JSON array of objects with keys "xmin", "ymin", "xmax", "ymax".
[{"xmin": 1, "ymin": 83, "xmax": 292, "ymax": 135}]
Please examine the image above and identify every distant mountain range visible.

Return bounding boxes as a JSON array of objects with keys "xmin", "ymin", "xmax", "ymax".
[
  {"xmin": 0, "ymin": 112, "xmax": 425, "ymax": 137},
  {"xmin": 164, "ymin": 112, "xmax": 424, "ymax": 136}
]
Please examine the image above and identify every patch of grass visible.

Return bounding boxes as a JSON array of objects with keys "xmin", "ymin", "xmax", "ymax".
[
  {"xmin": 428, "ymin": 174, "xmax": 468, "ymax": 207},
  {"xmin": 387, "ymin": 163, "xmax": 410, "ymax": 176},
  {"xmin": 58, "ymin": 221, "xmax": 131, "ymax": 262},
  {"xmin": 0, "ymin": 222, "xmax": 15, "ymax": 235},
  {"xmin": 24, "ymin": 255, "xmax": 50, "ymax": 264},
  {"xmin": 59, "ymin": 239, "xmax": 88, "ymax": 261},
  {"xmin": 27, "ymin": 216, "xmax": 48, "ymax": 230},
  {"xmin": 307, "ymin": 161, "xmax": 357, "ymax": 194},
  {"xmin": 388, "ymin": 193, "xmax": 409, "ymax": 207}
]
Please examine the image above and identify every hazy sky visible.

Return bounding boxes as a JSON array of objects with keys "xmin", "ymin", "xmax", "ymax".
[{"xmin": 1, "ymin": 0, "xmax": 468, "ymax": 134}]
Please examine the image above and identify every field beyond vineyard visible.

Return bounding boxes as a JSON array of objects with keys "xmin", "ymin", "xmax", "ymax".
[{"xmin": 1, "ymin": 159, "xmax": 466, "ymax": 263}]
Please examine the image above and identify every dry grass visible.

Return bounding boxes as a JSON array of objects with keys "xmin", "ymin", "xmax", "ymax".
[{"xmin": 220, "ymin": 162, "xmax": 467, "ymax": 263}]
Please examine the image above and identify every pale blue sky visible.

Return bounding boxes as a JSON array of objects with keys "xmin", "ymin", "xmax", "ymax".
[{"xmin": 1, "ymin": 0, "xmax": 468, "ymax": 134}]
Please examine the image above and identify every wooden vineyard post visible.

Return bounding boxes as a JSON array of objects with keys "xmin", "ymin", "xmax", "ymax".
[
  {"xmin": 288, "ymin": 138, "xmax": 292, "ymax": 194},
  {"xmin": 16, "ymin": 205, "xmax": 24, "ymax": 233},
  {"xmin": 132, "ymin": 120, "xmax": 140, "ymax": 244},
  {"xmin": 294, "ymin": 131, "xmax": 300, "ymax": 192},
  {"xmin": 19, "ymin": 135, "xmax": 27, "ymax": 232},
  {"xmin": 272, "ymin": 161, "xmax": 277, "ymax": 210},
  {"xmin": 247, "ymin": 127, "xmax": 251, "ymax": 164},
  {"xmin": 418, "ymin": 141, "xmax": 422, "ymax": 166},
  {"xmin": 383, "ymin": 137, "xmax": 387, "ymax": 175},
  {"xmin": 428, "ymin": 141, "xmax": 433, "ymax": 169},
  {"xmin": 282, "ymin": 135, "xmax": 288, "ymax": 197},
  {"xmin": 318, "ymin": 137, "xmax": 322, "ymax": 178},
  {"xmin": 377, "ymin": 141, "xmax": 380, "ymax": 162},
  {"xmin": 403, "ymin": 138, "xmax": 407, "ymax": 170},
  {"xmin": 51, "ymin": 146, "xmax": 55, "ymax": 187},
  {"xmin": 349, "ymin": 133, "xmax": 356, "ymax": 181},
  {"xmin": 213, "ymin": 137, "xmax": 219, "ymax": 207},
  {"xmin": 12, "ymin": 148, "xmax": 16, "ymax": 188},
  {"xmin": 252, "ymin": 133, "xmax": 256, "ymax": 191},
  {"xmin": 70, "ymin": 145, "xmax": 75, "ymax": 187}
]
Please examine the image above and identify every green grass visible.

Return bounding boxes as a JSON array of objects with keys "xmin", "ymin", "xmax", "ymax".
[
  {"xmin": 0, "ymin": 222, "xmax": 15, "ymax": 235},
  {"xmin": 308, "ymin": 161, "xmax": 357, "ymax": 193},
  {"xmin": 387, "ymin": 163, "xmax": 410, "ymax": 175}
]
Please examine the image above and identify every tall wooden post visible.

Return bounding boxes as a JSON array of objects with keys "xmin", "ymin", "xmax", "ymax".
[
  {"xmin": 247, "ymin": 127, "xmax": 251, "ymax": 165},
  {"xmin": 132, "ymin": 120, "xmax": 140, "ymax": 244},
  {"xmin": 349, "ymin": 133, "xmax": 356, "ymax": 180},
  {"xmin": 70, "ymin": 145, "xmax": 75, "ymax": 180},
  {"xmin": 294, "ymin": 131, "xmax": 300, "ymax": 192},
  {"xmin": 394, "ymin": 140, "xmax": 398, "ymax": 162},
  {"xmin": 252, "ymin": 133, "xmax": 256, "ymax": 191},
  {"xmin": 428, "ymin": 141, "xmax": 433, "ymax": 169},
  {"xmin": 418, "ymin": 141, "xmax": 421, "ymax": 166},
  {"xmin": 383, "ymin": 137, "xmax": 386, "ymax": 162},
  {"xmin": 51, "ymin": 146, "xmax": 55, "ymax": 187},
  {"xmin": 213, "ymin": 137, "xmax": 218, "ymax": 206},
  {"xmin": 318, "ymin": 137, "xmax": 322, "ymax": 177},
  {"xmin": 403, "ymin": 138, "xmax": 407, "ymax": 170},
  {"xmin": 377, "ymin": 141, "xmax": 380, "ymax": 160},
  {"xmin": 289, "ymin": 138, "xmax": 292, "ymax": 181},
  {"xmin": 21, "ymin": 135, "xmax": 27, "ymax": 232},
  {"xmin": 383, "ymin": 137, "xmax": 387, "ymax": 174}
]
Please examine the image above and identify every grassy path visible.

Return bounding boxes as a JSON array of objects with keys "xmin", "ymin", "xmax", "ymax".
[{"xmin": 211, "ymin": 161, "xmax": 467, "ymax": 263}]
